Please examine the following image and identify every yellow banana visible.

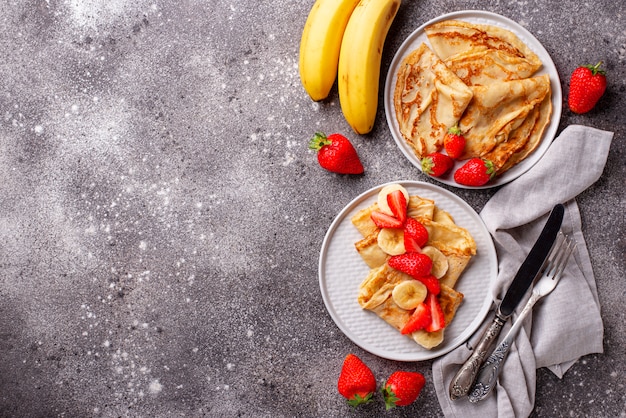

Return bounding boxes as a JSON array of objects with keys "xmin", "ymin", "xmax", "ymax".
[
  {"xmin": 338, "ymin": 0, "xmax": 400, "ymax": 134},
  {"xmin": 299, "ymin": 0, "xmax": 361, "ymax": 101}
]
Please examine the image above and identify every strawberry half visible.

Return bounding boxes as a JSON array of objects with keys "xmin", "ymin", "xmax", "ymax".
[
  {"xmin": 403, "ymin": 218, "xmax": 428, "ymax": 252},
  {"xmin": 337, "ymin": 354, "xmax": 377, "ymax": 407},
  {"xmin": 425, "ymin": 292, "xmax": 445, "ymax": 332},
  {"xmin": 414, "ymin": 274, "xmax": 440, "ymax": 296},
  {"xmin": 371, "ymin": 210, "xmax": 403, "ymax": 229},
  {"xmin": 401, "ymin": 302, "xmax": 431, "ymax": 335},
  {"xmin": 387, "ymin": 190, "xmax": 407, "ymax": 224},
  {"xmin": 388, "ymin": 253, "xmax": 432, "ymax": 278}
]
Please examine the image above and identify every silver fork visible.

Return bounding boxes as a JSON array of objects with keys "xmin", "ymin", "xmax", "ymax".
[{"xmin": 468, "ymin": 232, "xmax": 576, "ymax": 403}]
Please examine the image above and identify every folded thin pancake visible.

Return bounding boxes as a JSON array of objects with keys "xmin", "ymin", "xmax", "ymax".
[
  {"xmin": 358, "ymin": 263, "xmax": 464, "ymax": 348},
  {"xmin": 351, "ymin": 203, "xmax": 382, "ymax": 238},
  {"xmin": 459, "ymin": 74, "xmax": 551, "ymax": 159},
  {"xmin": 424, "ymin": 19, "xmax": 542, "ymax": 86},
  {"xmin": 420, "ymin": 216, "xmax": 477, "ymax": 258},
  {"xmin": 495, "ymin": 93, "xmax": 552, "ymax": 174},
  {"xmin": 393, "ymin": 43, "xmax": 473, "ymax": 160},
  {"xmin": 355, "ymin": 231, "xmax": 389, "ymax": 269}
]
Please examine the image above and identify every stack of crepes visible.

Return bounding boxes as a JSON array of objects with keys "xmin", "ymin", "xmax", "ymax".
[{"xmin": 393, "ymin": 20, "xmax": 552, "ymax": 174}]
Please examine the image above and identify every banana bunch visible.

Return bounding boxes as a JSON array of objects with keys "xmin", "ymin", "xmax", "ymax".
[{"xmin": 299, "ymin": 0, "xmax": 401, "ymax": 134}]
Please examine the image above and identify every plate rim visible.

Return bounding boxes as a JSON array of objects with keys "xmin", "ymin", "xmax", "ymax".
[
  {"xmin": 383, "ymin": 9, "xmax": 563, "ymax": 190},
  {"xmin": 318, "ymin": 180, "xmax": 498, "ymax": 361}
]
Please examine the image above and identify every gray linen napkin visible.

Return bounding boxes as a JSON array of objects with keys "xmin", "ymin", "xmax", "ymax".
[{"xmin": 433, "ymin": 125, "xmax": 614, "ymax": 418}]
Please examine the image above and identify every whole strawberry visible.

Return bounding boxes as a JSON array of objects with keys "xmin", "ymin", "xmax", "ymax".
[
  {"xmin": 309, "ymin": 132, "xmax": 364, "ymax": 174},
  {"xmin": 454, "ymin": 158, "xmax": 495, "ymax": 187},
  {"xmin": 568, "ymin": 61, "xmax": 607, "ymax": 114},
  {"xmin": 421, "ymin": 152, "xmax": 453, "ymax": 177},
  {"xmin": 444, "ymin": 124, "xmax": 466, "ymax": 159},
  {"xmin": 382, "ymin": 371, "xmax": 426, "ymax": 409},
  {"xmin": 337, "ymin": 354, "xmax": 376, "ymax": 407}
]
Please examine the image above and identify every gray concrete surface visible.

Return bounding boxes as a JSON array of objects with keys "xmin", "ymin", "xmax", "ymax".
[{"xmin": 0, "ymin": 1, "xmax": 624, "ymax": 417}]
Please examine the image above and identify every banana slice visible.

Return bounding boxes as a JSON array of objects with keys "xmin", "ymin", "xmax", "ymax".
[
  {"xmin": 421, "ymin": 245, "xmax": 449, "ymax": 279},
  {"xmin": 392, "ymin": 280, "xmax": 427, "ymax": 310},
  {"xmin": 377, "ymin": 228, "xmax": 405, "ymax": 255},
  {"xmin": 377, "ymin": 184, "xmax": 409, "ymax": 216},
  {"xmin": 412, "ymin": 329, "xmax": 445, "ymax": 349}
]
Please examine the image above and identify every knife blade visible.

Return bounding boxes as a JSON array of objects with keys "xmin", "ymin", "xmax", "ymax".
[{"xmin": 448, "ymin": 203, "xmax": 565, "ymax": 400}]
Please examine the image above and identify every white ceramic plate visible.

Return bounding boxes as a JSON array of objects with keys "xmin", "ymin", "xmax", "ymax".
[
  {"xmin": 318, "ymin": 181, "xmax": 497, "ymax": 361},
  {"xmin": 383, "ymin": 10, "xmax": 562, "ymax": 189}
]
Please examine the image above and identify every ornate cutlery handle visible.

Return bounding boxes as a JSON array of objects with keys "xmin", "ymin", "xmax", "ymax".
[
  {"xmin": 449, "ymin": 313, "xmax": 507, "ymax": 400},
  {"xmin": 468, "ymin": 293, "xmax": 540, "ymax": 403}
]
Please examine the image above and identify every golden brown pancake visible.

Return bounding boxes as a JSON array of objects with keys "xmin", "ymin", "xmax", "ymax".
[
  {"xmin": 393, "ymin": 43, "xmax": 473, "ymax": 160},
  {"xmin": 439, "ymin": 254, "xmax": 471, "ymax": 289},
  {"xmin": 420, "ymin": 217, "xmax": 477, "ymax": 258},
  {"xmin": 407, "ymin": 195, "xmax": 436, "ymax": 220},
  {"xmin": 351, "ymin": 203, "xmax": 381, "ymax": 238},
  {"xmin": 458, "ymin": 74, "xmax": 551, "ymax": 159},
  {"xmin": 495, "ymin": 92, "xmax": 552, "ymax": 173},
  {"xmin": 355, "ymin": 231, "xmax": 389, "ymax": 269},
  {"xmin": 424, "ymin": 19, "xmax": 542, "ymax": 86},
  {"xmin": 357, "ymin": 263, "xmax": 465, "ymax": 349}
]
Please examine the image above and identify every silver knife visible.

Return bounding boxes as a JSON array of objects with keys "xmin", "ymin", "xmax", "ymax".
[{"xmin": 448, "ymin": 203, "xmax": 565, "ymax": 400}]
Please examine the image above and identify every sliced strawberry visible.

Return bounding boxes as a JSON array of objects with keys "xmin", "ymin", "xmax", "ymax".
[
  {"xmin": 403, "ymin": 218, "xmax": 428, "ymax": 252},
  {"xmin": 386, "ymin": 190, "xmax": 407, "ymax": 224},
  {"xmin": 388, "ymin": 253, "xmax": 432, "ymax": 278},
  {"xmin": 414, "ymin": 274, "xmax": 440, "ymax": 296},
  {"xmin": 370, "ymin": 210, "xmax": 403, "ymax": 229},
  {"xmin": 404, "ymin": 234, "xmax": 421, "ymax": 254},
  {"xmin": 425, "ymin": 292, "xmax": 445, "ymax": 332},
  {"xmin": 401, "ymin": 303, "xmax": 431, "ymax": 334}
]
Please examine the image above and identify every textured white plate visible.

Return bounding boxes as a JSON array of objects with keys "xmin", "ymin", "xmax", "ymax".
[
  {"xmin": 383, "ymin": 10, "xmax": 563, "ymax": 189},
  {"xmin": 318, "ymin": 181, "xmax": 497, "ymax": 361}
]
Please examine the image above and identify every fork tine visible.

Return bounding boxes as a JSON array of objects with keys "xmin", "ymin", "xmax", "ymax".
[
  {"xmin": 543, "ymin": 232, "xmax": 566, "ymax": 275},
  {"xmin": 553, "ymin": 235, "xmax": 576, "ymax": 278},
  {"xmin": 547, "ymin": 233, "xmax": 575, "ymax": 278}
]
